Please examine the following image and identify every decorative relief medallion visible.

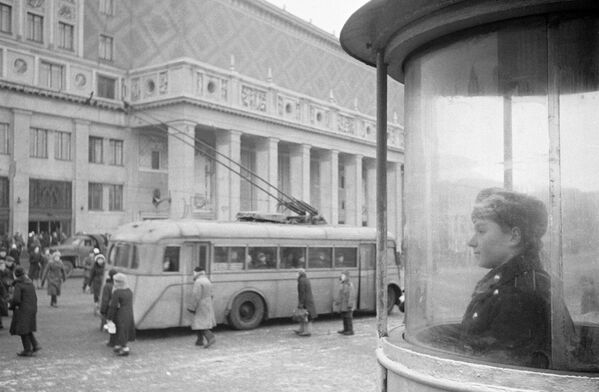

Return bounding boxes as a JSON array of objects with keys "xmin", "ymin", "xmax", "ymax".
[
  {"xmin": 338, "ymin": 114, "xmax": 355, "ymax": 135},
  {"xmin": 241, "ymin": 85, "xmax": 266, "ymax": 112},
  {"xmin": 58, "ymin": 5, "xmax": 75, "ymax": 19},
  {"xmin": 27, "ymin": 0, "xmax": 44, "ymax": 8},
  {"xmin": 158, "ymin": 71, "xmax": 168, "ymax": 95},
  {"xmin": 74, "ymin": 73, "xmax": 86, "ymax": 88},
  {"xmin": 13, "ymin": 58, "xmax": 27, "ymax": 74}
]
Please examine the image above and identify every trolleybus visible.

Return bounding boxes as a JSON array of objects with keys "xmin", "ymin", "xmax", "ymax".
[{"xmin": 106, "ymin": 218, "xmax": 402, "ymax": 330}]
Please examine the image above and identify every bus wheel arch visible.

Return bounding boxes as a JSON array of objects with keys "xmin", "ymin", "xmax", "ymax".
[
  {"xmin": 386, "ymin": 284, "xmax": 401, "ymax": 314},
  {"xmin": 227, "ymin": 291, "xmax": 267, "ymax": 330}
]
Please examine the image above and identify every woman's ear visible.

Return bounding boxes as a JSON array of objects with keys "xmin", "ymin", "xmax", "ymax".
[{"xmin": 510, "ymin": 227, "xmax": 522, "ymax": 247}]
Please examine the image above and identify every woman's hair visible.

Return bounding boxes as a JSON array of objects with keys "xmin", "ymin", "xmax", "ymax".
[{"xmin": 471, "ymin": 188, "xmax": 548, "ymax": 256}]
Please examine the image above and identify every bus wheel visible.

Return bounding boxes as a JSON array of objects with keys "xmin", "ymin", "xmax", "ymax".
[
  {"xmin": 229, "ymin": 292, "xmax": 265, "ymax": 330},
  {"xmin": 387, "ymin": 286, "xmax": 398, "ymax": 314}
]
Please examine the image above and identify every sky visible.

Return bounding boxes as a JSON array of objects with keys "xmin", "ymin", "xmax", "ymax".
[{"xmin": 264, "ymin": 0, "xmax": 370, "ymax": 37}]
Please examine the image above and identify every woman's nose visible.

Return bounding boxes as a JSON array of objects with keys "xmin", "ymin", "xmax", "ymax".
[{"xmin": 467, "ymin": 236, "xmax": 476, "ymax": 248}]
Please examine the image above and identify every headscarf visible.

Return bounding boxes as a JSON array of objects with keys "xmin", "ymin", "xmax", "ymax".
[{"xmin": 113, "ymin": 273, "xmax": 128, "ymax": 290}]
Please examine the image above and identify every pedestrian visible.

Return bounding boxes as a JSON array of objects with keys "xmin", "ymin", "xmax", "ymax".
[
  {"xmin": 28, "ymin": 246, "xmax": 43, "ymax": 289},
  {"xmin": 295, "ymin": 268, "xmax": 316, "ymax": 337},
  {"xmin": 88, "ymin": 252, "xmax": 106, "ymax": 315},
  {"xmin": 187, "ymin": 267, "xmax": 216, "ymax": 348},
  {"xmin": 9, "ymin": 243, "xmax": 20, "ymax": 265},
  {"xmin": 81, "ymin": 250, "xmax": 95, "ymax": 293},
  {"xmin": 107, "ymin": 273, "xmax": 136, "ymax": 356},
  {"xmin": 0, "ymin": 261, "xmax": 8, "ymax": 329},
  {"xmin": 40, "ymin": 251, "xmax": 66, "ymax": 307},
  {"xmin": 100, "ymin": 268, "xmax": 118, "ymax": 346},
  {"xmin": 9, "ymin": 266, "xmax": 41, "ymax": 357},
  {"xmin": 333, "ymin": 270, "xmax": 355, "ymax": 336}
]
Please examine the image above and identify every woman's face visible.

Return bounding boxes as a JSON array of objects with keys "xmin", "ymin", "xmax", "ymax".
[{"xmin": 468, "ymin": 218, "xmax": 516, "ymax": 269}]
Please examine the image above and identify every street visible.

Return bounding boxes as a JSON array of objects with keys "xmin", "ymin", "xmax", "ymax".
[{"xmin": 0, "ymin": 276, "xmax": 405, "ymax": 392}]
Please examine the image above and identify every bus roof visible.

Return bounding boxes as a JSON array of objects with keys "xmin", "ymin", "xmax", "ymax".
[{"xmin": 110, "ymin": 219, "xmax": 395, "ymax": 244}]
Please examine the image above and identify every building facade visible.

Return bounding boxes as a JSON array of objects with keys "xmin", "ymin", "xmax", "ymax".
[{"xmin": 0, "ymin": 0, "xmax": 404, "ymax": 242}]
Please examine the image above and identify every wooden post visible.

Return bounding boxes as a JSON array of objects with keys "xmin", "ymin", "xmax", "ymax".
[{"xmin": 376, "ymin": 51, "xmax": 388, "ymax": 339}]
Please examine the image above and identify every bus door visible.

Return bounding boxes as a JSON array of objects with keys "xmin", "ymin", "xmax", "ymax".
[
  {"xmin": 358, "ymin": 244, "xmax": 376, "ymax": 310},
  {"xmin": 182, "ymin": 242, "xmax": 210, "ymax": 325}
]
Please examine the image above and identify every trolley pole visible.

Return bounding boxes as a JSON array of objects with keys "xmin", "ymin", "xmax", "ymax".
[{"xmin": 376, "ymin": 51, "xmax": 388, "ymax": 339}]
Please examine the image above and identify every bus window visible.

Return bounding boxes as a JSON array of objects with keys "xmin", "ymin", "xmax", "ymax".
[
  {"xmin": 281, "ymin": 247, "xmax": 306, "ymax": 269},
  {"xmin": 131, "ymin": 245, "xmax": 139, "ymax": 269},
  {"xmin": 163, "ymin": 246, "xmax": 180, "ymax": 272},
  {"xmin": 334, "ymin": 248, "xmax": 357, "ymax": 268},
  {"xmin": 359, "ymin": 244, "xmax": 376, "ymax": 270},
  {"xmin": 308, "ymin": 247, "xmax": 332, "ymax": 268},
  {"xmin": 197, "ymin": 245, "xmax": 208, "ymax": 271},
  {"xmin": 109, "ymin": 243, "xmax": 131, "ymax": 268},
  {"xmin": 213, "ymin": 246, "xmax": 245, "ymax": 271},
  {"xmin": 248, "ymin": 247, "xmax": 276, "ymax": 269}
]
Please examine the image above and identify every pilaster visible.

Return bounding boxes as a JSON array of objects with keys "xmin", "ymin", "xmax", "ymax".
[
  {"xmin": 168, "ymin": 121, "xmax": 196, "ymax": 219},
  {"xmin": 72, "ymin": 118, "xmax": 90, "ymax": 232},
  {"xmin": 320, "ymin": 149, "xmax": 338, "ymax": 224},
  {"xmin": 216, "ymin": 129, "xmax": 241, "ymax": 220},
  {"xmin": 289, "ymin": 143, "xmax": 310, "ymax": 203},
  {"xmin": 345, "ymin": 154, "xmax": 363, "ymax": 226},
  {"xmin": 365, "ymin": 158, "xmax": 377, "ymax": 227},
  {"xmin": 255, "ymin": 137, "xmax": 278, "ymax": 213},
  {"xmin": 10, "ymin": 109, "xmax": 32, "ymax": 235}
]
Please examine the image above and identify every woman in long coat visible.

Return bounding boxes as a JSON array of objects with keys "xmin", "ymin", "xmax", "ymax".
[
  {"xmin": 9, "ymin": 266, "xmax": 40, "ymax": 356},
  {"xmin": 296, "ymin": 268, "xmax": 317, "ymax": 336},
  {"xmin": 107, "ymin": 273, "xmax": 135, "ymax": 356},
  {"xmin": 28, "ymin": 246, "xmax": 43, "ymax": 289},
  {"xmin": 187, "ymin": 268, "xmax": 216, "ymax": 348},
  {"xmin": 41, "ymin": 252, "xmax": 66, "ymax": 307},
  {"xmin": 100, "ymin": 269, "xmax": 117, "ymax": 346}
]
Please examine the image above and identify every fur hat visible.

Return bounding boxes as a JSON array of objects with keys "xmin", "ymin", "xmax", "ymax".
[
  {"xmin": 108, "ymin": 268, "xmax": 118, "ymax": 279},
  {"xmin": 14, "ymin": 266, "xmax": 25, "ymax": 278},
  {"xmin": 113, "ymin": 272, "xmax": 128, "ymax": 289}
]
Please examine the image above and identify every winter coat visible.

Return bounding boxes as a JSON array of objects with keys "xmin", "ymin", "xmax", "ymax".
[
  {"xmin": 99, "ymin": 279, "xmax": 114, "ymax": 316},
  {"xmin": 28, "ymin": 252, "xmax": 44, "ymax": 280},
  {"xmin": 9, "ymin": 276, "xmax": 37, "ymax": 335},
  {"xmin": 297, "ymin": 272, "xmax": 317, "ymax": 319},
  {"xmin": 41, "ymin": 259, "xmax": 66, "ymax": 296},
  {"xmin": 107, "ymin": 288, "xmax": 136, "ymax": 346},
  {"xmin": 188, "ymin": 275, "xmax": 216, "ymax": 330},
  {"xmin": 88, "ymin": 261, "xmax": 105, "ymax": 300},
  {"xmin": 460, "ymin": 253, "xmax": 575, "ymax": 368},
  {"xmin": 334, "ymin": 279, "xmax": 355, "ymax": 312}
]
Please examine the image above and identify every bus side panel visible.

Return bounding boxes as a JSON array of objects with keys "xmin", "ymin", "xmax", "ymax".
[
  {"xmin": 134, "ymin": 275, "xmax": 185, "ymax": 329},
  {"xmin": 358, "ymin": 245, "xmax": 376, "ymax": 311},
  {"xmin": 309, "ymin": 270, "xmax": 337, "ymax": 315}
]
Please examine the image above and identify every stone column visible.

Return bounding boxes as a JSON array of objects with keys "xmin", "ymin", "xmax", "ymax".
[
  {"xmin": 289, "ymin": 143, "xmax": 310, "ymax": 203},
  {"xmin": 10, "ymin": 109, "xmax": 31, "ymax": 235},
  {"xmin": 387, "ymin": 162, "xmax": 399, "ymax": 241},
  {"xmin": 345, "ymin": 154, "xmax": 363, "ymax": 226},
  {"xmin": 319, "ymin": 149, "xmax": 338, "ymax": 224},
  {"xmin": 168, "ymin": 121, "xmax": 196, "ymax": 219},
  {"xmin": 364, "ymin": 158, "xmax": 377, "ymax": 227},
  {"xmin": 215, "ymin": 129, "xmax": 241, "ymax": 220},
  {"xmin": 72, "ymin": 119, "xmax": 90, "ymax": 232},
  {"xmin": 255, "ymin": 137, "xmax": 279, "ymax": 213}
]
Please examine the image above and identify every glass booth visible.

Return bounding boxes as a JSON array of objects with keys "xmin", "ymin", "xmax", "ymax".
[{"xmin": 341, "ymin": 2, "xmax": 599, "ymax": 391}]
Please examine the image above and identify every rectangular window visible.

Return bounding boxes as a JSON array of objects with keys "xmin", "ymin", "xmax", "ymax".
[
  {"xmin": 99, "ymin": 0, "xmax": 114, "ymax": 16},
  {"xmin": 108, "ymin": 184, "xmax": 123, "ymax": 211},
  {"xmin": 213, "ymin": 246, "xmax": 245, "ymax": 271},
  {"xmin": 0, "ymin": 177, "xmax": 8, "ymax": 208},
  {"xmin": 247, "ymin": 247, "xmax": 277, "ymax": 269},
  {"xmin": 26, "ymin": 13, "xmax": 43, "ymax": 42},
  {"xmin": 281, "ymin": 247, "xmax": 306, "ymax": 269},
  {"xmin": 334, "ymin": 247, "xmax": 358, "ymax": 268},
  {"xmin": 151, "ymin": 150, "xmax": 160, "ymax": 170},
  {"xmin": 88, "ymin": 182, "xmax": 103, "ymax": 211},
  {"xmin": 99, "ymin": 34, "xmax": 113, "ymax": 61},
  {"xmin": 39, "ymin": 61, "xmax": 64, "ymax": 90},
  {"xmin": 54, "ymin": 131, "xmax": 71, "ymax": 161},
  {"xmin": 58, "ymin": 22, "xmax": 73, "ymax": 50},
  {"xmin": 29, "ymin": 128, "xmax": 48, "ymax": 158},
  {"xmin": 308, "ymin": 247, "xmax": 332, "ymax": 269},
  {"xmin": 108, "ymin": 139, "xmax": 123, "ymax": 166},
  {"xmin": 89, "ymin": 136, "xmax": 103, "ymax": 163},
  {"xmin": 96, "ymin": 74, "xmax": 116, "ymax": 99},
  {"xmin": 162, "ymin": 246, "xmax": 180, "ymax": 272},
  {"xmin": 0, "ymin": 3, "xmax": 12, "ymax": 34},
  {"xmin": 0, "ymin": 123, "xmax": 8, "ymax": 155}
]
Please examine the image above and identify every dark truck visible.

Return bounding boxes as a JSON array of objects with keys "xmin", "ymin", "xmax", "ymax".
[{"xmin": 49, "ymin": 233, "xmax": 109, "ymax": 277}]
